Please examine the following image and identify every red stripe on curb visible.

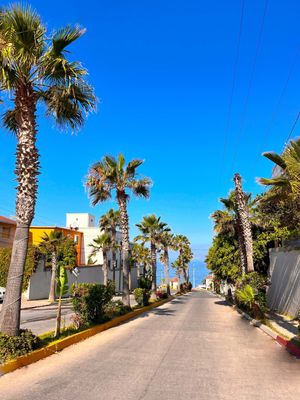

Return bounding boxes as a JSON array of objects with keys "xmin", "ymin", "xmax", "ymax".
[
  {"xmin": 276, "ymin": 335, "xmax": 300, "ymax": 358},
  {"xmin": 276, "ymin": 336, "xmax": 288, "ymax": 347}
]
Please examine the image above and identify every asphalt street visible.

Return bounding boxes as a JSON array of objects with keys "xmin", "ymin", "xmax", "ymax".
[
  {"xmin": 0, "ymin": 291, "xmax": 299, "ymax": 399},
  {"xmin": 20, "ymin": 304, "xmax": 74, "ymax": 335}
]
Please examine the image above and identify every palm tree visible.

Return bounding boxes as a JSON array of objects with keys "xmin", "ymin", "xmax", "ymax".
[
  {"xmin": 0, "ymin": 4, "xmax": 96, "ymax": 336},
  {"xmin": 234, "ymin": 173, "xmax": 254, "ymax": 273},
  {"xmin": 135, "ymin": 215, "xmax": 170, "ymax": 299},
  {"xmin": 131, "ymin": 243, "xmax": 151, "ymax": 279},
  {"xmin": 158, "ymin": 232, "xmax": 174, "ymax": 296},
  {"xmin": 89, "ymin": 233, "xmax": 113, "ymax": 286},
  {"xmin": 39, "ymin": 230, "xmax": 66, "ymax": 302},
  {"xmin": 173, "ymin": 235, "xmax": 192, "ymax": 283},
  {"xmin": 86, "ymin": 154, "xmax": 151, "ymax": 306},
  {"xmin": 258, "ymin": 138, "xmax": 300, "ymax": 198},
  {"xmin": 99, "ymin": 209, "xmax": 120, "ymax": 283}
]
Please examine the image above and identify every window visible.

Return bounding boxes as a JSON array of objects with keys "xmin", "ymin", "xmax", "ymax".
[{"xmin": 74, "ymin": 235, "xmax": 78, "ymax": 244}]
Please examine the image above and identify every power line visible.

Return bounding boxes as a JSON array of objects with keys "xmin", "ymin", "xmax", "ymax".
[
  {"xmin": 283, "ymin": 111, "xmax": 300, "ymax": 149},
  {"xmin": 260, "ymin": 47, "xmax": 300, "ymax": 152},
  {"xmin": 231, "ymin": 0, "xmax": 269, "ymax": 171},
  {"xmin": 219, "ymin": 0, "xmax": 245, "ymax": 184}
]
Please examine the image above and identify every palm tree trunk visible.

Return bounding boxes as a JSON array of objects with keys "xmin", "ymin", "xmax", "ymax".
[
  {"xmin": 117, "ymin": 192, "xmax": 130, "ymax": 307},
  {"xmin": 49, "ymin": 251, "xmax": 57, "ymax": 302},
  {"xmin": 111, "ymin": 227, "xmax": 116, "ymax": 285},
  {"xmin": 163, "ymin": 247, "xmax": 170, "ymax": 296},
  {"xmin": 0, "ymin": 84, "xmax": 38, "ymax": 336},
  {"xmin": 150, "ymin": 241, "xmax": 157, "ymax": 300},
  {"xmin": 54, "ymin": 295, "xmax": 62, "ymax": 338},
  {"xmin": 236, "ymin": 220, "xmax": 246, "ymax": 275},
  {"xmin": 103, "ymin": 251, "xmax": 108, "ymax": 286},
  {"xmin": 234, "ymin": 173, "xmax": 254, "ymax": 273}
]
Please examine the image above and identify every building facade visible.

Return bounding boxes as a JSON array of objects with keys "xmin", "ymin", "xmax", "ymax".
[{"xmin": 0, "ymin": 216, "xmax": 16, "ymax": 248}]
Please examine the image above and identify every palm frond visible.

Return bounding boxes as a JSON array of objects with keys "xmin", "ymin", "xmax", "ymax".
[
  {"xmin": 51, "ymin": 25, "xmax": 86, "ymax": 56},
  {"xmin": 262, "ymin": 151, "xmax": 287, "ymax": 171},
  {"xmin": 2, "ymin": 109, "xmax": 17, "ymax": 133}
]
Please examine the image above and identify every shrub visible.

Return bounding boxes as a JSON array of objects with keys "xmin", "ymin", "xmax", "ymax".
[
  {"xmin": 104, "ymin": 300, "xmax": 131, "ymax": 318},
  {"xmin": 71, "ymin": 281, "xmax": 115, "ymax": 326},
  {"xmin": 156, "ymin": 291, "xmax": 168, "ymax": 300},
  {"xmin": 235, "ymin": 284, "xmax": 265, "ymax": 320},
  {"xmin": 0, "ymin": 329, "xmax": 40, "ymax": 363},
  {"xmin": 179, "ymin": 282, "xmax": 192, "ymax": 293},
  {"xmin": 236, "ymin": 272, "xmax": 268, "ymax": 312},
  {"xmin": 137, "ymin": 276, "xmax": 152, "ymax": 290},
  {"xmin": 133, "ymin": 288, "xmax": 150, "ymax": 306}
]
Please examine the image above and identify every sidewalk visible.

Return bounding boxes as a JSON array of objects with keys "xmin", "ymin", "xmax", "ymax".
[{"xmin": 266, "ymin": 311, "xmax": 299, "ymax": 340}]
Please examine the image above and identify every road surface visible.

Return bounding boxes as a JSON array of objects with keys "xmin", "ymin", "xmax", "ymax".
[
  {"xmin": 0, "ymin": 291, "xmax": 299, "ymax": 399},
  {"xmin": 20, "ymin": 304, "xmax": 73, "ymax": 335}
]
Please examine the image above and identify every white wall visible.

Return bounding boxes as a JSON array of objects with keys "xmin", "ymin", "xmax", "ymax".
[
  {"xmin": 26, "ymin": 257, "xmax": 139, "ymax": 300},
  {"xmin": 66, "ymin": 213, "xmax": 96, "ymax": 229}
]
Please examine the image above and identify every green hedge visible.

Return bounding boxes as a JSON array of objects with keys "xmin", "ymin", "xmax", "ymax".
[
  {"xmin": 0, "ymin": 329, "xmax": 40, "ymax": 363},
  {"xmin": 0, "ymin": 246, "xmax": 41, "ymax": 291}
]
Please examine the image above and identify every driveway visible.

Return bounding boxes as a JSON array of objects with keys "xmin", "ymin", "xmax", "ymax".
[{"xmin": 0, "ymin": 291, "xmax": 299, "ymax": 399}]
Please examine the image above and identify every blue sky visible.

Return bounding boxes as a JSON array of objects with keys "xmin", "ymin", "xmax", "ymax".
[{"xmin": 1, "ymin": 0, "xmax": 300, "ymax": 261}]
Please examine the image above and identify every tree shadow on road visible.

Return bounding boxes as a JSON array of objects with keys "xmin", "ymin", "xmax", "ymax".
[{"xmin": 214, "ymin": 300, "xmax": 231, "ymax": 307}]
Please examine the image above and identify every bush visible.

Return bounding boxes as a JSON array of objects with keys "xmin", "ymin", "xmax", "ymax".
[
  {"xmin": 156, "ymin": 291, "xmax": 168, "ymax": 300},
  {"xmin": 104, "ymin": 300, "xmax": 131, "ymax": 318},
  {"xmin": 133, "ymin": 288, "xmax": 150, "ymax": 306},
  {"xmin": 71, "ymin": 281, "xmax": 115, "ymax": 326},
  {"xmin": 235, "ymin": 284, "xmax": 265, "ymax": 320},
  {"xmin": 0, "ymin": 329, "xmax": 40, "ymax": 363},
  {"xmin": 179, "ymin": 282, "xmax": 192, "ymax": 293},
  {"xmin": 137, "ymin": 276, "xmax": 152, "ymax": 290},
  {"xmin": 236, "ymin": 272, "xmax": 268, "ymax": 312}
]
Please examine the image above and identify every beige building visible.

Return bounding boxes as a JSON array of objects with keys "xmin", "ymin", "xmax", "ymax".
[{"xmin": 0, "ymin": 216, "xmax": 16, "ymax": 248}]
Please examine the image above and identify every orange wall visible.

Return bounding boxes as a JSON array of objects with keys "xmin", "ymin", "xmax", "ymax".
[{"xmin": 29, "ymin": 227, "xmax": 83, "ymax": 266}]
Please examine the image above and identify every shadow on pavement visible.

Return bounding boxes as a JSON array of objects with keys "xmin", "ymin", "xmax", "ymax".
[{"xmin": 214, "ymin": 300, "xmax": 230, "ymax": 307}]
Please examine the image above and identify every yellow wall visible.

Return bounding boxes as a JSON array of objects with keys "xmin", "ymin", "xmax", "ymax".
[{"xmin": 29, "ymin": 227, "xmax": 83, "ymax": 265}]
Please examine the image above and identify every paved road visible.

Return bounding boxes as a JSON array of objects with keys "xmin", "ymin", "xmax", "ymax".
[
  {"xmin": 1, "ymin": 291, "xmax": 299, "ymax": 399},
  {"xmin": 20, "ymin": 304, "xmax": 73, "ymax": 335}
]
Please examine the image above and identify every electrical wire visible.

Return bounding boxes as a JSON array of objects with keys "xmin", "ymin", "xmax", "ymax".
[
  {"xmin": 219, "ymin": 0, "xmax": 245, "ymax": 184},
  {"xmin": 231, "ymin": 0, "xmax": 269, "ymax": 171}
]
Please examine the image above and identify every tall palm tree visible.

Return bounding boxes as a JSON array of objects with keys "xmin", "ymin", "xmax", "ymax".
[
  {"xmin": 0, "ymin": 4, "xmax": 96, "ymax": 336},
  {"xmin": 234, "ymin": 173, "xmax": 254, "ymax": 273},
  {"xmin": 173, "ymin": 235, "xmax": 193, "ymax": 283},
  {"xmin": 86, "ymin": 154, "xmax": 151, "ymax": 306},
  {"xmin": 158, "ymin": 232, "xmax": 174, "ymax": 296},
  {"xmin": 39, "ymin": 230, "xmax": 66, "ymax": 302},
  {"xmin": 99, "ymin": 209, "xmax": 120, "ymax": 283},
  {"xmin": 131, "ymin": 243, "xmax": 151, "ymax": 279},
  {"xmin": 258, "ymin": 138, "xmax": 300, "ymax": 197},
  {"xmin": 135, "ymin": 215, "xmax": 170, "ymax": 299},
  {"xmin": 89, "ymin": 233, "xmax": 113, "ymax": 286}
]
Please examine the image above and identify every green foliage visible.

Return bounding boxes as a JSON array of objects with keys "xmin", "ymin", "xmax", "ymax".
[
  {"xmin": 0, "ymin": 329, "xmax": 40, "ymax": 364},
  {"xmin": 0, "ymin": 245, "xmax": 41, "ymax": 290},
  {"xmin": 71, "ymin": 282, "xmax": 115, "ymax": 326},
  {"xmin": 236, "ymin": 272, "xmax": 268, "ymax": 312},
  {"xmin": 104, "ymin": 300, "xmax": 131, "ymax": 318},
  {"xmin": 58, "ymin": 237, "xmax": 77, "ymax": 269},
  {"xmin": 235, "ymin": 285, "xmax": 255, "ymax": 307},
  {"xmin": 133, "ymin": 288, "xmax": 150, "ymax": 306},
  {"xmin": 205, "ymin": 235, "xmax": 240, "ymax": 282},
  {"xmin": 138, "ymin": 276, "xmax": 152, "ymax": 290},
  {"xmin": 56, "ymin": 265, "xmax": 68, "ymax": 299}
]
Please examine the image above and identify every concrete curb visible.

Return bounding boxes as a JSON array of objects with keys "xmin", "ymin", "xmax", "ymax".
[
  {"xmin": 209, "ymin": 290, "xmax": 300, "ymax": 359},
  {"xmin": 0, "ymin": 296, "xmax": 174, "ymax": 376}
]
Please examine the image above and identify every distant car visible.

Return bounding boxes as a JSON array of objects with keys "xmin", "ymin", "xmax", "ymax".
[{"xmin": 0, "ymin": 287, "xmax": 5, "ymax": 302}]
